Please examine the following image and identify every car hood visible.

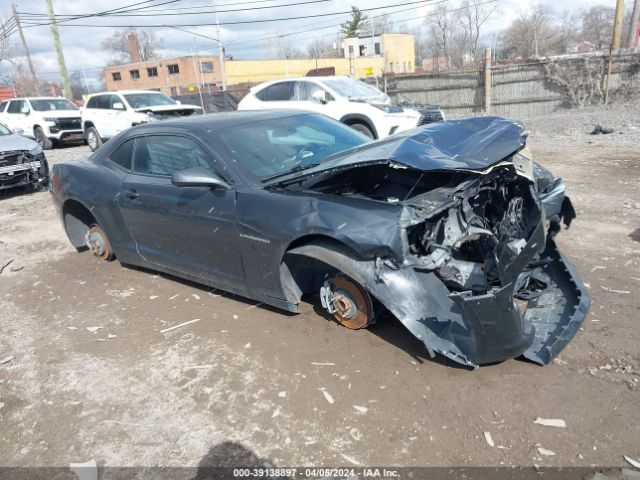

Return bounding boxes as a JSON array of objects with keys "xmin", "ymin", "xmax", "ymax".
[
  {"xmin": 35, "ymin": 110, "xmax": 80, "ymax": 118},
  {"xmin": 264, "ymin": 116, "xmax": 525, "ymax": 186},
  {"xmin": 0, "ymin": 133, "xmax": 38, "ymax": 152},
  {"xmin": 133, "ymin": 104, "xmax": 203, "ymax": 113}
]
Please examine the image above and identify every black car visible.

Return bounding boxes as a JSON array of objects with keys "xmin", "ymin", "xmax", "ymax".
[{"xmin": 50, "ymin": 111, "xmax": 590, "ymax": 367}]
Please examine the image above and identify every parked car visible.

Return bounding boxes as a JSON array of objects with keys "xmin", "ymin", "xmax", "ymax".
[
  {"xmin": 81, "ymin": 90, "xmax": 204, "ymax": 152},
  {"xmin": 0, "ymin": 122, "xmax": 49, "ymax": 192},
  {"xmin": 0, "ymin": 97, "xmax": 83, "ymax": 149},
  {"xmin": 50, "ymin": 111, "xmax": 589, "ymax": 367},
  {"xmin": 237, "ymin": 76, "xmax": 444, "ymax": 139}
]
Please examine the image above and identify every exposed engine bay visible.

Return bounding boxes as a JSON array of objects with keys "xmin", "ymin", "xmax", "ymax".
[
  {"xmin": 283, "ymin": 146, "xmax": 589, "ymax": 367},
  {"xmin": 0, "ymin": 149, "xmax": 49, "ymax": 191}
]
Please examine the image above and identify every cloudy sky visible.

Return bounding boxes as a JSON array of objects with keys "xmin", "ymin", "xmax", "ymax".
[{"xmin": 0, "ymin": 0, "xmax": 613, "ymax": 88}]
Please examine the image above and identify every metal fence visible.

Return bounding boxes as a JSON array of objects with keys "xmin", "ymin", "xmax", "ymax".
[{"xmin": 378, "ymin": 53, "xmax": 640, "ymax": 119}]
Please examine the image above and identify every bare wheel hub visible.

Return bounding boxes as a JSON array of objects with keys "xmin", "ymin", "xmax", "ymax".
[
  {"xmin": 85, "ymin": 225, "xmax": 111, "ymax": 260},
  {"xmin": 320, "ymin": 276, "xmax": 373, "ymax": 329}
]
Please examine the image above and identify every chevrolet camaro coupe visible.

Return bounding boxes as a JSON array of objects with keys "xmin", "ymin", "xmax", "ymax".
[{"xmin": 50, "ymin": 111, "xmax": 590, "ymax": 367}]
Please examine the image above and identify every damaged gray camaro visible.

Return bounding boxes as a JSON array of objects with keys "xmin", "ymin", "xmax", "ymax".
[{"xmin": 51, "ymin": 111, "xmax": 590, "ymax": 367}]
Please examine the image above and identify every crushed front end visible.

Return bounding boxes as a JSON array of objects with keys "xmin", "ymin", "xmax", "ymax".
[
  {"xmin": 0, "ymin": 148, "xmax": 49, "ymax": 191},
  {"xmin": 395, "ymin": 155, "xmax": 590, "ymax": 366}
]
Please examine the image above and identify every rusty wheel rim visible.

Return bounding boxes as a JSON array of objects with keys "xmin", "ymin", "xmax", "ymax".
[
  {"xmin": 87, "ymin": 225, "xmax": 111, "ymax": 261},
  {"xmin": 329, "ymin": 276, "xmax": 372, "ymax": 329}
]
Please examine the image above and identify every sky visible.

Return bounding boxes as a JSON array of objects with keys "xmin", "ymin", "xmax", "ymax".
[{"xmin": 0, "ymin": 0, "xmax": 615, "ymax": 89}]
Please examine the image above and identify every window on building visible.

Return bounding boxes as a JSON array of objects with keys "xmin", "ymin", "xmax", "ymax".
[
  {"xmin": 200, "ymin": 61, "xmax": 214, "ymax": 73},
  {"xmin": 374, "ymin": 43, "xmax": 380, "ymax": 55},
  {"xmin": 112, "ymin": 72, "xmax": 122, "ymax": 81},
  {"xmin": 130, "ymin": 69, "xmax": 140, "ymax": 80},
  {"xmin": 168, "ymin": 64, "xmax": 180, "ymax": 75},
  {"xmin": 359, "ymin": 45, "xmax": 366, "ymax": 56},
  {"xmin": 147, "ymin": 67, "xmax": 158, "ymax": 77}
]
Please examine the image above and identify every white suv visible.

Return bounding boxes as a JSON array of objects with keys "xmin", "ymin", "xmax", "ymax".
[
  {"xmin": 0, "ymin": 97, "xmax": 83, "ymax": 149},
  {"xmin": 238, "ymin": 76, "xmax": 444, "ymax": 139},
  {"xmin": 82, "ymin": 90, "xmax": 203, "ymax": 151}
]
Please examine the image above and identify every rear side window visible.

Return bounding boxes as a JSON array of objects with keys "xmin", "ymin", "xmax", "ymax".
[
  {"xmin": 108, "ymin": 138, "xmax": 135, "ymax": 170},
  {"xmin": 87, "ymin": 95, "xmax": 110, "ymax": 109},
  {"xmin": 133, "ymin": 135, "xmax": 216, "ymax": 177},
  {"xmin": 0, "ymin": 101, "xmax": 7, "ymax": 112},
  {"xmin": 255, "ymin": 82, "xmax": 294, "ymax": 101}
]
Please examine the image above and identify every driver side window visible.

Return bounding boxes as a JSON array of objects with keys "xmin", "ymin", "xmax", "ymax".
[
  {"xmin": 133, "ymin": 135, "xmax": 220, "ymax": 178},
  {"xmin": 294, "ymin": 81, "xmax": 331, "ymax": 101}
]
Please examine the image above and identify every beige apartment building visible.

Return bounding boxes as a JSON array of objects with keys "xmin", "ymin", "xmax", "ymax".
[{"xmin": 103, "ymin": 55, "xmax": 223, "ymax": 96}]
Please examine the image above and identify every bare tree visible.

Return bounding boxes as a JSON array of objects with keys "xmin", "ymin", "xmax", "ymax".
[
  {"xmin": 500, "ymin": 5, "xmax": 564, "ymax": 59},
  {"xmin": 580, "ymin": 6, "xmax": 615, "ymax": 50},
  {"xmin": 461, "ymin": 0, "xmax": 499, "ymax": 61},
  {"xmin": 306, "ymin": 38, "xmax": 334, "ymax": 59},
  {"xmin": 101, "ymin": 28, "xmax": 163, "ymax": 65},
  {"xmin": 268, "ymin": 37, "xmax": 304, "ymax": 59},
  {"xmin": 428, "ymin": 4, "xmax": 462, "ymax": 69}
]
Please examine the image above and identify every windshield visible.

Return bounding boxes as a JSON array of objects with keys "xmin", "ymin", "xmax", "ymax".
[
  {"xmin": 30, "ymin": 99, "xmax": 78, "ymax": 111},
  {"xmin": 323, "ymin": 78, "xmax": 387, "ymax": 101},
  {"xmin": 123, "ymin": 93, "xmax": 176, "ymax": 108},
  {"xmin": 212, "ymin": 113, "xmax": 369, "ymax": 182},
  {"xmin": 0, "ymin": 123, "xmax": 11, "ymax": 136}
]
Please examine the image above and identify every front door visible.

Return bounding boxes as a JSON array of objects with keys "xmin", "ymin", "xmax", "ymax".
[{"xmin": 118, "ymin": 134, "xmax": 243, "ymax": 288}]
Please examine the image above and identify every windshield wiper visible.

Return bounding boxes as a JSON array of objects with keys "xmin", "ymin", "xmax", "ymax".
[{"xmin": 261, "ymin": 162, "xmax": 322, "ymax": 183}]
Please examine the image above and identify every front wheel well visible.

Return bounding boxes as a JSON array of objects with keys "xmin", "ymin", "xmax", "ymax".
[
  {"xmin": 340, "ymin": 115, "xmax": 377, "ymax": 139},
  {"xmin": 280, "ymin": 235, "xmax": 364, "ymax": 305},
  {"xmin": 62, "ymin": 199, "xmax": 98, "ymax": 249}
]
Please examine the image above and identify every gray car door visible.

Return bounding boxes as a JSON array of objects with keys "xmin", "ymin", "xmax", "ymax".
[{"xmin": 117, "ymin": 134, "xmax": 243, "ymax": 288}]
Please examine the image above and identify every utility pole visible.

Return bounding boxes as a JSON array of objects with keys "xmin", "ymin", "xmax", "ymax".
[
  {"xmin": 627, "ymin": 0, "xmax": 640, "ymax": 49},
  {"xmin": 44, "ymin": 0, "xmax": 71, "ymax": 99},
  {"xmin": 605, "ymin": 0, "xmax": 626, "ymax": 104},
  {"xmin": 11, "ymin": 4, "xmax": 39, "ymax": 94},
  {"xmin": 213, "ymin": 1, "xmax": 227, "ymax": 91},
  {"xmin": 612, "ymin": 0, "xmax": 625, "ymax": 50}
]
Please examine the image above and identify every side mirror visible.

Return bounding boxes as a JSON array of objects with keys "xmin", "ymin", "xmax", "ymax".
[
  {"xmin": 175, "ymin": 100, "xmax": 182, "ymax": 105},
  {"xmin": 172, "ymin": 167, "xmax": 230, "ymax": 189},
  {"xmin": 112, "ymin": 102, "xmax": 125, "ymax": 110},
  {"xmin": 12, "ymin": 127, "xmax": 24, "ymax": 135},
  {"xmin": 21, "ymin": 108, "xmax": 30, "ymax": 115},
  {"xmin": 311, "ymin": 90, "xmax": 328, "ymax": 104}
]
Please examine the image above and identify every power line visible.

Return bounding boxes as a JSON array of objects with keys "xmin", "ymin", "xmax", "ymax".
[
  {"xmin": 19, "ymin": 0, "xmax": 455, "ymax": 29},
  {"xmin": 19, "ymin": 0, "xmax": 332, "ymax": 19}
]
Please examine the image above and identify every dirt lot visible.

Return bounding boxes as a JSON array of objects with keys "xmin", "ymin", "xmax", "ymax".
[{"xmin": 1, "ymin": 107, "xmax": 639, "ymax": 474}]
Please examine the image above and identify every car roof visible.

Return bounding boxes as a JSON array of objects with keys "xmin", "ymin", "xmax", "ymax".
[
  {"xmin": 88, "ymin": 90, "xmax": 169, "ymax": 96},
  {"xmin": 251, "ymin": 76, "xmax": 352, "ymax": 89},
  {"xmin": 130, "ymin": 109, "xmax": 315, "ymax": 132},
  {"xmin": 4, "ymin": 97, "xmax": 71, "ymax": 101}
]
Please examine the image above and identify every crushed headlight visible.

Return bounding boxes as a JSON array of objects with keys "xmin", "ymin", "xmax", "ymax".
[{"xmin": 29, "ymin": 144, "xmax": 43, "ymax": 156}]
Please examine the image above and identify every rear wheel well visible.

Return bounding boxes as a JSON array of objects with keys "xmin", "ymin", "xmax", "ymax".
[{"xmin": 62, "ymin": 199, "xmax": 97, "ymax": 249}]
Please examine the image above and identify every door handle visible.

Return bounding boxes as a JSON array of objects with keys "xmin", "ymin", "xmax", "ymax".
[{"xmin": 124, "ymin": 189, "xmax": 139, "ymax": 199}]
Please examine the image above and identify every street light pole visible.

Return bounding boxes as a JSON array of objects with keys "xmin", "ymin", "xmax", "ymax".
[{"xmin": 213, "ymin": 1, "xmax": 227, "ymax": 91}]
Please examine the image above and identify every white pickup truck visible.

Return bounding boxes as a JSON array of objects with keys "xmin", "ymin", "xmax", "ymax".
[
  {"xmin": 81, "ymin": 90, "xmax": 204, "ymax": 151},
  {"xmin": 0, "ymin": 97, "xmax": 84, "ymax": 149}
]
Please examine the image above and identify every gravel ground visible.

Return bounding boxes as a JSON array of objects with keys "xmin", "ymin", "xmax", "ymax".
[{"xmin": 0, "ymin": 105, "xmax": 639, "ymax": 478}]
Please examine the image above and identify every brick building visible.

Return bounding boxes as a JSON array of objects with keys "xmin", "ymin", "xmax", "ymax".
[{"xmin": 103, "ymin": 54, "xmax": 223, "ymax": 96}]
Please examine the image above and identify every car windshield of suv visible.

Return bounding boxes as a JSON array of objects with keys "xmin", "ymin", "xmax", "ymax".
[
  {"xmin": 323, "ymin": 78, "xmax": 388, "ymax": 102},
  {"xmin": 123, "ymin": 93, "xmax": 177, "ymax": 108},
  {"xmin": 30, "ymin": 99, "xmax": 78, "ymax": 111},
  {"xmin": 212, "ymin": 113, "xmax": 369, "ymax": 182},
  {"xmin": 0, "ymin": 123, "xmax": 11, "ymax": 135}
]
